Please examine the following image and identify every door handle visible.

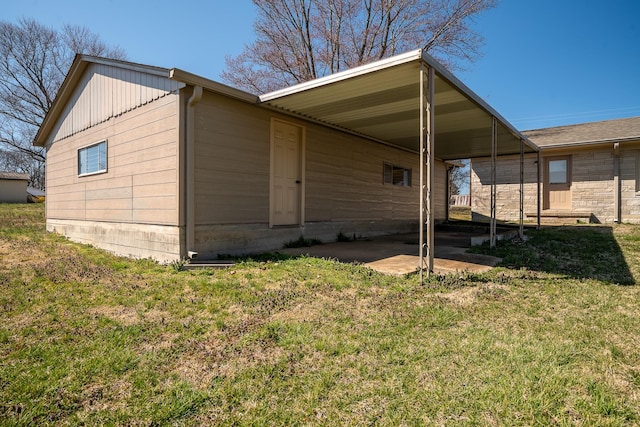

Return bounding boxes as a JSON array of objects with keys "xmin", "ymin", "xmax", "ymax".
[{"xmin": 295, "ymin": 180, "xmax": 301, "ymax": 184}]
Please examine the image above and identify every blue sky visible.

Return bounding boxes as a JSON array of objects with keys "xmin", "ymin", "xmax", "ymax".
[{"xmin": 4, "ymin": 0, "xmax": 640, "ymax": 130}]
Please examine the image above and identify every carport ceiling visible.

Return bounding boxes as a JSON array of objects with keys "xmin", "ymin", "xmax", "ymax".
[{"xmin": 260, "ymin": 50, "xmax": 537, "ymax": 160}]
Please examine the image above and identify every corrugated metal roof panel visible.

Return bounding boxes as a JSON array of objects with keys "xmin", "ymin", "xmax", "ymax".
[{"xmin": 260, "ymin": 50, "xmax": 537, "ymax": 160}]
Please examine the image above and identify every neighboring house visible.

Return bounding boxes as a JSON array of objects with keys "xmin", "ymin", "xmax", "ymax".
[
  {"xmin": 471, "ymin": 116, "xmax": 640, "ymax": 224},
  {"xmin": 0, "ymin": 172, "xmax": 30, "ymax": 203},
  {"xmin": 34, "ymin": 51, "xmax": 532, "ymax": 263}
]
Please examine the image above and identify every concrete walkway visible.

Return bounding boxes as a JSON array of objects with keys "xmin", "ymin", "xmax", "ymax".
[{"xmin": 280, "ymin": 231, "xmax": 502, "ymax": 275}]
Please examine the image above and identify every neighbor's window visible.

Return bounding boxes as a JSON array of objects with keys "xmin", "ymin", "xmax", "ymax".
[
  {"xmin": 548, "ymin": 159, "xmax": 567, "ymax": 184},
  {"xmin": 78, "ymin": 141, "xmax": 107, "ymax": 176},
  {"xmin": 384, "ymin": 162, "xmax": 411, "ymax": 187}
]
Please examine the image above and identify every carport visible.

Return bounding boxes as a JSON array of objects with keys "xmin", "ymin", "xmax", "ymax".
[{"xmin": 260, "ymin": 49, "xmax": 539, "ymax": 281}]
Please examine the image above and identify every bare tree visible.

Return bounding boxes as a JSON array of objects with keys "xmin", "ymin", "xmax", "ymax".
[
  {"xmin": 449, "ymin": 159, "xmax": 469, "ymax": 195},
  {"xmin": 0, "ymin": 18, "xmax": 126, "ymax": 189},
  {"xmin": 222, "ymin": 0, "xmax": 497, "ymax": 93}
]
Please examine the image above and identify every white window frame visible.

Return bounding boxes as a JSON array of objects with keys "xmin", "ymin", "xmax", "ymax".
[
  {"xmin": 78, "ymin": 140, "xmax": 108, "ymax": 177},
  {"xmin": 383, "ymin": 162, "xmax": 412, "ymax": 187}
]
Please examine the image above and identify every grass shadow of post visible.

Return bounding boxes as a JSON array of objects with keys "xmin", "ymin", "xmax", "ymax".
[{"xmin": 469, "ymin": 225, "xmax": 636, "ymax": 285}]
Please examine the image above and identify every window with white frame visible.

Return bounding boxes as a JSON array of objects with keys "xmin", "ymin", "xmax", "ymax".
[
  {"xmin": 78, "ymin": 141, "xmax": 107, "ymax": 176},
  {"xmin": 383, "ymin": 162, "xmax": 411, "ymax": 187}
]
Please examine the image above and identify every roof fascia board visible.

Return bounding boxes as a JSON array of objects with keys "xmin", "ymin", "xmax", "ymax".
[
  {"xmin": 79, "ymin": 54, "xmax": 173, "ymax": 78},
  {"xmin": 169, "ymin": 68, "xmax": 258, "ymax": 103},
  {"xmin": 34, "ymin": 55, "xmax": 88, "ymax": 146},
  {"xmin": 0, "ymin": 174, "xmax": 30, "ymax": 181},
  {"xmin": 420, "ymin": 51, "xmax": 538, "ymax": 153},
  {"xmin": 539, "ymin": 136, "xmax": 640, "ymax": 150},
  {"xmin": 259, "ymin": 49, "xmax": 423, "ymax": 102}
]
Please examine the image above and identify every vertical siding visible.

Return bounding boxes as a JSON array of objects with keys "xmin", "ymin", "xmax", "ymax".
[
  {"xmin": 46, "ymin": 93, "xmax": 181, "ymax": 226},
  {"xmin": 193, "ymin": 91, "xmax": 448, "ymax": 226},
  {"xmin": 46, "ymin": 63, "xmax": 182, "ymax": 145}
]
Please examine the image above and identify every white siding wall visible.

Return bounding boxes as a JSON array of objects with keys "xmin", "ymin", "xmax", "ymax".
[
  {"xmin": 192, "ymin": 92, "xmax": 448, "ymax": 257},
  {"xmin": 45, "ymin": 91, "xmax": 182, "ymax": 262},
  {"xmin": 46, "ymin": 94, "xmax": 181, "ymax": 225}
]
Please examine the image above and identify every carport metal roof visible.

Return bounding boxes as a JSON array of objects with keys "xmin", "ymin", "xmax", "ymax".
[
  {"xmin": 261, "ymin": 49, "xmax": 536, "ymax": 280},
  {"xmin": 260, "ymin": 49, "xmax": 537, "ymax": 159}
]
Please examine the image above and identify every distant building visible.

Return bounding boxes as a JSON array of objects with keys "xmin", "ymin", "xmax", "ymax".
[
  {"xmin": 471, "ymin": 116, "xmax": 640, "ymax": 224},
  {"xmin": 0, "ymin": 172, "xmax": 30, "ymax": 203}
]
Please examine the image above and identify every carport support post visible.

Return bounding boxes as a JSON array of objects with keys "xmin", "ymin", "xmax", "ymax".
[
  {"xmin": 419, "ymin": 63, "xmax": 435, "ymax": 283},
  {"xmin": 490, "ymin": 117, "xmax": 497, "ymax": 248},
  {"xmin": 537, "ymin": 151, "xmax": 541, "ymax": 229},
  {"xmin": 519, "ymin": 138, "xmax": 525, "ymax": 239},
  {"xmin": 614, "ymin": 142, "xmax": 621, "ymax": 223}
]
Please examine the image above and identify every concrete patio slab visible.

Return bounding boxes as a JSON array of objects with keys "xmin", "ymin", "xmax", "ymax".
[{"xmin": 279, "ymin": 231, "xmax": 502, "ymax": 275}]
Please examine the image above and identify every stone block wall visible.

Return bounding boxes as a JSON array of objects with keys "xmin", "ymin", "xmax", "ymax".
[
  {"xmin": 471, "ymin": 154, "xmax": 539, "ymax": 223},
  {"xmin": 471, "ymin": 146, "xmax": 640, "ymax": 224},
  {"xmin": 570, "ymin": 148, "xmax": 614, "ymax": 223}
]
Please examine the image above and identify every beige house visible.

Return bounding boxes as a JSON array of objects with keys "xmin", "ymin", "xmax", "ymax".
[
  {"xmin": 35, "ymin": 52, "xmax": 532, "ymax": 265},
  {"xmin": 471, "ymin": 116, "xmax": 640, "ymax": 224},
  {"xmin": 0, "ymin": 172, "xmax": 29, "ymax": 203}
]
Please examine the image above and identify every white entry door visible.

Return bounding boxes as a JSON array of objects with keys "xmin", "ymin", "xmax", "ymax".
[{"xmin": 271, "ymin": 120, "xmax": 303, "ymax": 226}]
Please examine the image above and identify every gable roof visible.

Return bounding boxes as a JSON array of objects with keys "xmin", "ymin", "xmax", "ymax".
[
  {"xmin": 34, "ymin": 55, "xmax": 258, "ymax": 147},
  {"xmin": 34, "ymin": 55, "xmax": 177, "ymax": 147},
  {"xmin": 0, "ymin": 172, "xmax": 30, "ymax": 181},
  {"xmin": 523, "ymin": 116, "xmax": 640, "ymax": 149}
]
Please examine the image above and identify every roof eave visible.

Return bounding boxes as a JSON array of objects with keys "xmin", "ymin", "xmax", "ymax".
[
  {"xmin": 34, "ymin": 54, "xmax": 86, "ymax": 147},
  {"xmin": 169, "ymin": 68, "xmax": 259, "ymax": 103},
  {"xmin": 420, "ymin": 51, "xmax": 538, "ymax": 153},
  {"xmin": 539, "ymin": 135, "xmax": 640, "ymax": 150},
  {"xmin": 260, "ymin": 49, "xmax": 423, "ymax": 102}
]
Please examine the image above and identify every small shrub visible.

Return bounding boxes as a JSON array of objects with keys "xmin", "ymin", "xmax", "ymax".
[
  {"xmin": 170, "ymin": 258, "xmax": 186, "ymax": 272},
  {"xmin": 283, "ymin": 235, "xmax": 322, "ymax": 248}
]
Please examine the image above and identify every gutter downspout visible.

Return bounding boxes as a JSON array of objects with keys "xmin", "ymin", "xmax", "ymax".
[
  {"xmin": 186, "ymin": 85, "xmax": 203, "ymax": 259},
  {"xmin": 445, "ymin": 165, "xmax": 452, "ymax": 223}
]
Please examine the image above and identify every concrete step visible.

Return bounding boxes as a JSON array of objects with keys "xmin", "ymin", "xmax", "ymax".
[{"xmin": 525, "ymin": 211, "xmax": 595, "ymax": 224}]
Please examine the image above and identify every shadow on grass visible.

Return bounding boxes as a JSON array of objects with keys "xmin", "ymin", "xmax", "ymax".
[{"xmin": 470, "ymin": 225, "xmax": 635, "ymax": 285}]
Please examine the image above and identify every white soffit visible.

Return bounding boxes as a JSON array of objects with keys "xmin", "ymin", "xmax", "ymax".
[{"xmin": 260, "ymin": 49, "xmax": 537, "ymax": 160}]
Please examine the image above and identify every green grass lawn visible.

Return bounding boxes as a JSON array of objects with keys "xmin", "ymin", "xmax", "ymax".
[{"xmin": 1, "ymin": 204, "xmax": 640, "ymax": 425}]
